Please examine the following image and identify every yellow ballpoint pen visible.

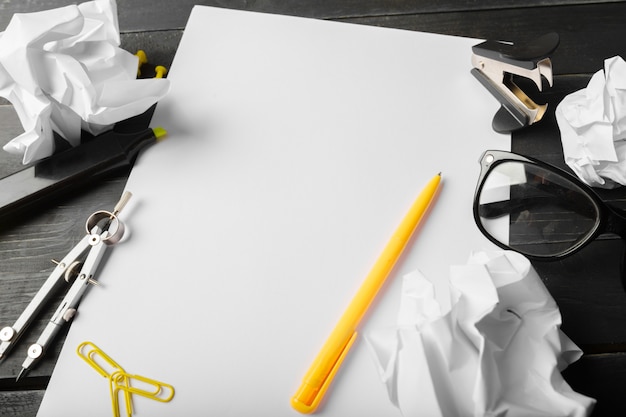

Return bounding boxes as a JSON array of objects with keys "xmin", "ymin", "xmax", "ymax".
[{"xmin": 291, "ymin": 172, "xmax": 442, "ymax": 414}]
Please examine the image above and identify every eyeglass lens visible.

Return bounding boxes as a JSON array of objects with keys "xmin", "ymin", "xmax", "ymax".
[{"xmin": 477, "ymin": 160, "xmax": 600, "ymax": 257}]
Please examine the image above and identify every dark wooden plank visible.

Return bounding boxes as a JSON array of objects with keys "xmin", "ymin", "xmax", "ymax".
[
  {"xmin": 0, "ymin": 1, "xmax": 623, "ymax": 416},
  {"xmin": 564, "ymin": 352, "xmax": 626, "ymax": 416},
  {"xmin": 122, "ymin": 2, "xmax": 626, "ymax": 77},
  {"xmin": 0, "ymin": 103, "xmax": 125, "ymax": 384},
  {"xmin": 0, "ymin": 352, "xmax": 621, "ymax": 416},
  {"xmin": 498, "ymin": 70, "xmax": 626, "ymax": 416},
  {"xmin": 0, "ymin": 0, "xmax": 622, "ymax": 32},
  {"xmin": 346, "ymin": 2, "xmax": 626, "ymax": 76},
  {"xmin": 119, "ymin": 3, "xmax": 626, "ymax": 77},
  {"xmin": 0, "ymin": 389, "xmax": 44, "ymax": 417},
  {"xmin": 113, "ymin": 0, "xmax": 625, "ymax": 32},
  {"xmin": 534, "ymin": 240, "xmax": 626, "ymax": 347},
  {"xmin": 0, "ymin": 176, "xmax": 126, "ymax": 379},
  {"xmin": 506, "ymin": 74, "xmax": 626, "ymax": 347},
  {"xmin": 1, "ymin": 3, "xmax": 624, "ymax": 77}
]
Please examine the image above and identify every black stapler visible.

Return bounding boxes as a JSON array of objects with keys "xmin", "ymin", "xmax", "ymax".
[{"xmin": 471, "ymin": 32, "xmax": 560, "ymax": 134}]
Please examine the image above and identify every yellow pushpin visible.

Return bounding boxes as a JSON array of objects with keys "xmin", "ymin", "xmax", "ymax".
[
  {"xmin": 135, "ymin": 50, "xmax": 148, "ymax": 77},
  {"xmin": 154, "ymin": 65, "xmax": 168, "ymax": 78}
]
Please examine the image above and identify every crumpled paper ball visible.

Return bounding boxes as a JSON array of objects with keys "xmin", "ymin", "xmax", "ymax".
[
  {"xmin": 365, "ymin": 250, "xmax": 595, "ymax": 417},
  {"xmin": 0, "ymin": 0, "xmax": 170, "ymax": 164},
  {"xmin": 556, "ymin": 56, "xmax": 626, "ymax": 188}
]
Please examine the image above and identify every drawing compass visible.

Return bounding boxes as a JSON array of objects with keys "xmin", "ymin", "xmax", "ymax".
[{"xmin": 0, "ymin": 191, "xmax": 132, "ymax": 380}]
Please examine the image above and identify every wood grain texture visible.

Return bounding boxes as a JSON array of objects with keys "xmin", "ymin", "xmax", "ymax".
[
  {"xmin": 124, "ymin": 2, "xmax": 624, "ymax": 77},
  {"xmin": 345, "ymin": 3, "xmax": 626, "ymax": 76},
  {"xmin": 1, "ymin": 1, "xmax": 622, "ymax": 32},
  {"xmin": 0, "ymin": 1, "xmax": 625, "ymax": 416},
  {"xmin": 0, "ymin": 390, "xmax": 45, "ymax": 417},
  {"xmin": 1, "ymin": 1, "xmax": 624, "ymax": 76}
]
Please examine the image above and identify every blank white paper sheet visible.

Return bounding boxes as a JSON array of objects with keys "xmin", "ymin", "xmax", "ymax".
[{"xmin": 38, "ymin": 5, "xmax": 506, "ymax": 416}]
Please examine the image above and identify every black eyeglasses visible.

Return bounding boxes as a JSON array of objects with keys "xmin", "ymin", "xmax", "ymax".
[{"xmin": 473, "ymin": 150, "xmax": 626, "ymax": 278}]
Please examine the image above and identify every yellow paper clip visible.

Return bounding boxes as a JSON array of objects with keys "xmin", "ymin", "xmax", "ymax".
[
  {"xmin": 77, "ymin": 341, "xmax": 175, "ymax": 417},
  {"xmin": 77, "ymin": 341, "xmax": 125, "ymax": 377},
  {"xmin": 78, "ymin": 341, "xmax": 133, "ymax": 417},
  {"xmin": 78, "ymin": 342, "xmax": 133, "ymax": 416},
  {"xmin": 111, "ymin": 370, "xmax": 175, "ymax": 406}
]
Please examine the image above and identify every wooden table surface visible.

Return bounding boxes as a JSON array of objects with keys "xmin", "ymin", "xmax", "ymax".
[{"xmin": 1, "ymin": 1, "xmax": 626, "ymax": 416}]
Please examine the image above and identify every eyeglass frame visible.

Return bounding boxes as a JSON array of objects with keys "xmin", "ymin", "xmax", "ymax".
[{"xmin": 473, "ymin": 149, "xmax": 626, "ymax": 260}]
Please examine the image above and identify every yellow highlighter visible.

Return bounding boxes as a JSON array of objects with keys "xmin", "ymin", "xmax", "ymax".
[{"xmin": 291, "ymin": 172, "xmax": 442, "ymax": 414}]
